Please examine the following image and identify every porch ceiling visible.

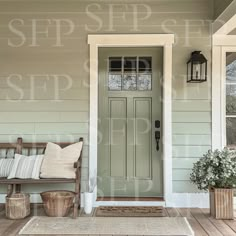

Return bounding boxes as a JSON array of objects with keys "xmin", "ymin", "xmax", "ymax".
[
  {"xmin": 229, "ymin": 28, "xmax": 236, "ymax": 35},
  {"xmin": 213, "ymin": 0, "xmax": 236, "ymax": 35},
  {"xmin": 214, "ymin": 0, "xmax": 234, "ymax": 19}
]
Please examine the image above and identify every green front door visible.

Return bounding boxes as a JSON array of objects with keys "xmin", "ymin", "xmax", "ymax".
[{"xmin": 98, "ymin": 47, "xmax": 163, "ymax": 197}]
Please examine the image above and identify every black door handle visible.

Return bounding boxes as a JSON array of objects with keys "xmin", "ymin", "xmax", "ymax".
[
  {"xmin": 155, "ymin": 120, "xmax": 161, "ymax": 151},
  {"xmin": 155, "ymin": 131, "xmax": 160, "ymax": 151}
]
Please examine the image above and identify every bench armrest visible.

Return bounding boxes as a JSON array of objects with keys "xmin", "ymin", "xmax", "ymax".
[{"xmin": 74, "ymin": 160, "xmax": 81, "ymax": 169}]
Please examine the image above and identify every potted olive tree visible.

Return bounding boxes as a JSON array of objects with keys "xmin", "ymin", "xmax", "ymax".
[{"xmin": 190, "ymin": 148, "xmax": 236, "ymax": 219}]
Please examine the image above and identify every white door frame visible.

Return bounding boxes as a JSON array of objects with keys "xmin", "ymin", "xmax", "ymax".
[
  {"xmin": 212, "ymin": 9, "xmax": 236, "ymax": 150},
  {"xmin": 88, "ymin": 34, "xmax": 174, "ymax": 206},
  {"xmin": 212, "ymin": 44, "xmax": 236, "ymax": 149}
]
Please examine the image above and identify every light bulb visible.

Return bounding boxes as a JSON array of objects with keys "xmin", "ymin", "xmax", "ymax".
[{"xmin": 195, "ymin": 64, "xmax": 200, "ymax": 79}]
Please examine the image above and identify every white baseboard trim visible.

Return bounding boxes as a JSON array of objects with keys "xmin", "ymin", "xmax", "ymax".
[
  {"xmin": 94, "ymin": 201, "xmax": 166, "ymax": 207},
  {"xmin": 171, "ymin": 193, "xmax": 209, "ymax": 208},
  {"xmin": 172, "ymin": 193, "xmax": 236, "ymax": 209},
  {"xmin": 0, "ymin": 193, "xmax": 236, "ymax": 209}
]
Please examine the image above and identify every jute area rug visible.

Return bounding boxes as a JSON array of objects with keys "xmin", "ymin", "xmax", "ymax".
[
  {"xmin": 95, "ymin": 206, "xmax": 167, "ymax": 217},
  {"xmin": 19, "ymin": 216, "xmax": 194, "ymax": 235}
]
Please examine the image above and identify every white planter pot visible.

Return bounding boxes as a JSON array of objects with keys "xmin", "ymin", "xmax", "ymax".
[{"xmin": 84, "ymin": 192, "xmax": 93, "ymax": 214}]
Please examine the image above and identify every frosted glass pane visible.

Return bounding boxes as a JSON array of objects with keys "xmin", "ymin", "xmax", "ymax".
[
  {"xmin": 226, "ymin": 118, "xmax": 236, "ymax": 146},
  {"xmin": 226, "ymin": 84, "xmax": 236, "ymax": 115},
  {"xmin": 138, "ymin": 74, "xmax": 152, "ymax": 90},
  {"xmin": 226, "ymin": 53, "xmax": 236, "ymax": 82},
  {"xmin": 108, "ymin": 74, "xmax": 122, "ymax": 91},
  {"xmin": 123, "ymin": 74, "xmax": 137, "ymax": 90}
]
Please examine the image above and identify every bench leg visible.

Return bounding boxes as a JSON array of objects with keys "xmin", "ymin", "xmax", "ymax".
[
  {"xmin": 7, "ymin": 184, "xmax": 14, "ymax": 197},
  {"xmin": 73, "ymin": 192, "xmax": 80, "ymax": 219},
  {"xmin": 73, "ymin": 176, "xmax": 80, "ymax": 219}
]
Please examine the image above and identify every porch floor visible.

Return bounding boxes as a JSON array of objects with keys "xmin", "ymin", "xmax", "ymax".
[{"xmin": 0, "ymin": 204, "xmax": 236, "ymax": 236}]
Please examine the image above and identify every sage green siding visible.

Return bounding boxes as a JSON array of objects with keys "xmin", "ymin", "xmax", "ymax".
[{"xmin": 0, "ymin": 0, "xmax": 214, "ymax": 195}]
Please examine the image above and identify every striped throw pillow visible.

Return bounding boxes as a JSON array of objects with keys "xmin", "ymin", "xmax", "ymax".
[
  {"xmin": 8, "ymin": 154, "xmax": 44, "ymax": 179},
  {"xmin": 0, "ymin": 159, "xmax": 14, "ymax": 177}
]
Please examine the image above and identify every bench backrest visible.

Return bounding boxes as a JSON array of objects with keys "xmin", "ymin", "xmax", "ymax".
[{"xmin": 0, "ymin": 137, "xmax": 83, "ymax": 158}]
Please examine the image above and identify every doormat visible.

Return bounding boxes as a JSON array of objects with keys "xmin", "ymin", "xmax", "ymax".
[
  {"xmin": 19, "ymin": 216, "xmax": 194, "ymax": 235},
  {"xmin": 95, "ymin": 206, "xmax": 167, "ymax": 217}
]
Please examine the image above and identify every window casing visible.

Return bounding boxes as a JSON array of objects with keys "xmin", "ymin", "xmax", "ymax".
[{"xmin": 226, "ymin": 52, "xmax": 236, "ymax": 147}]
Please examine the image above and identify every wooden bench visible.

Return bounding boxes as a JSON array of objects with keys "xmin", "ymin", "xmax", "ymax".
[{"xmin": 0, "ymin": 137, "xmax": 83, "ymax": 218}]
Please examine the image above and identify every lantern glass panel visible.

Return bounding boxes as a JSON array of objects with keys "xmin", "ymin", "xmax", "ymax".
[
  {"xmin": 201, "ymin": 63, "xmax": 206, "ymax": 81},
  {"xmin": 192, "ymin": 62, "xmax": 201, "ymax": 81},
  {"xmin": 187, "ymin": 61, "xmax": 192, "ymax": 82}
]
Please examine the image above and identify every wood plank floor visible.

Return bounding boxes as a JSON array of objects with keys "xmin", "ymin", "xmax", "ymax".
[{"xmin": 0, "ymin": 205, "xmax": 236, "ymax": 235}]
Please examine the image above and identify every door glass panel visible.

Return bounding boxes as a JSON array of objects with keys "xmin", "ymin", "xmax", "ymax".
[
  {"xmin": 226, "ymin": 118, "xmax": 236, "ymax": 146},
  {"xmin": 124, "ymin": 57, "xmax": 137, "ymax": 72},
  {"xmin": 138, "ymin": 74, "xmax": 152, "ymax": 90},
  {"xmin": 108, "ymin": 57, "xmax": 122, "ymax": 90},
  {"xmin": 108, "ymin": 56, "xmax": 152, "ymax": 91},
  {"xmin": 123, "ymin": 74, "xmax": 137, "ymax": 90},
  {"xmin": 108, "ymin": 74, "xmax": 122, "ymax": 91},
  {"xmin": 138, "ymin": 57, "xmax": 152, "ymax": 90},
  {"xmin": 139, "ymin": 57, "xmax": 152, "ymax": 73},
  {"xmin": 109, "ymin": 57, "xmax": 122, "ymax": 72}
]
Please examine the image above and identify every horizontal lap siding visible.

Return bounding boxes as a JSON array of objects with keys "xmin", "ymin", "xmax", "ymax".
[
  {"xmin": 0, "ymin": 0, "xmax": 213, "ymax": 195},
  {"xmin": 173, "ymin": 100, "xmax": 212, "ymax": 192}
]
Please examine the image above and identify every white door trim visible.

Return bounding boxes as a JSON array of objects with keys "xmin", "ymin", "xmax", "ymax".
[
  {"xmin": 88, "ymin": 34, "xmax": 174, "ymax": 206},
  {"xmin": 212, "ymin": 10, "xmax": 236, "ymax": 150},
  {"xmin": 212, "ymin": 43, "xmax": 236, "ymax": 149}
]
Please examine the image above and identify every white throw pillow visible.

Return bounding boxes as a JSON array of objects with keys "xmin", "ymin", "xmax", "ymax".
[
  {"xmin": 40, "ymin": 142, "xmax": 83, "ymax": 179},
  {"xmin": 8, "ymin": 154, "xmax": 44, "ymax": 179},
  {"xmin": 0, "ymin": 159, "xmax": 14, "ymax": 177}
]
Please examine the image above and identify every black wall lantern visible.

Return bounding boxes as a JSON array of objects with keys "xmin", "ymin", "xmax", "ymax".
[{"xmin": 187, "ymin": 51, "xmax": 207, "ymax": 83}]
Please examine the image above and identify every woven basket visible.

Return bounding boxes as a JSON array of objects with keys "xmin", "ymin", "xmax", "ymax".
[
  {"xmin": 40, "ymin": 190, "xmax": 75, "ymax": 217},
  {"xmin": 5, "ymin": 193, "xmax": 30, "ymax": 220}
]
